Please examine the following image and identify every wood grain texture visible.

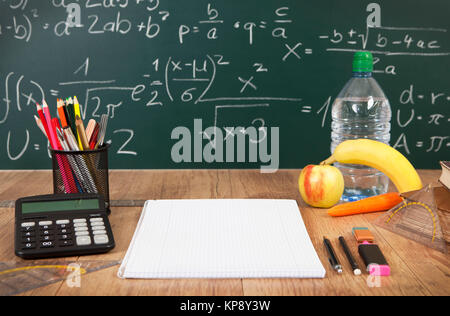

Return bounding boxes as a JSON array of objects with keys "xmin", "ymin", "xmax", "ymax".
[{"xmin": 0, "ymin": 170, "xmax": 448, "ymax": 296}]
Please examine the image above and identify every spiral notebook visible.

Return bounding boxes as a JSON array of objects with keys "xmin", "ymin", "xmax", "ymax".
[{"xmin": 118, "ymin": 199, "xmax": 325, "ymax": 279}]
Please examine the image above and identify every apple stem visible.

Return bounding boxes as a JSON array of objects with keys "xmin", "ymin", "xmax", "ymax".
[{"xmin": 320, "ymin": 155, "xmax": 336, "ymax": 166}]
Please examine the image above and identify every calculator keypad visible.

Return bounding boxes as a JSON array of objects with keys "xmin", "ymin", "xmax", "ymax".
[
  {"xmin": 21, "ymin": 222, "xmax": 36, "ymax": 228},
  {"xmin": 19, "ymin": 216, "xmax": 110, "ymax": 251}
]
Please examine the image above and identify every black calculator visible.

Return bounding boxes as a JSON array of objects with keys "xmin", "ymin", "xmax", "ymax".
[{"xmin": 15, "ymin": 194, "xmax": 115, "ymax": 259}]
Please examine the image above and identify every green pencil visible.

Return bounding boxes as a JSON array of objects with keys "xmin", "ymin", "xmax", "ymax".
[{"xmin": 67, "ymin": 97, "xmax": 78, "ymax": 144}]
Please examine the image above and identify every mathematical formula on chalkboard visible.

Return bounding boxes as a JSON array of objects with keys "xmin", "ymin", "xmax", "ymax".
[{"xmin": 0, "ymin": 0, "xmax": 448, "ymax": 169}]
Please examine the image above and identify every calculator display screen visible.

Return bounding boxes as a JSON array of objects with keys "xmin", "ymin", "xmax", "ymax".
[{"xmin": 21, "ymin": 199, "xmax": 100, "ymax": 214}]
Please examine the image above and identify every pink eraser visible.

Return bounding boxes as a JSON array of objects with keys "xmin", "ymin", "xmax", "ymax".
[{"xmin": 368, "ymin": 264, "xmax": 391, "ymax": 276}]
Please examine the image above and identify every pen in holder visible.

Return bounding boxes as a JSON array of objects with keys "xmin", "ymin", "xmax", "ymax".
[{"xmin": 50, "ymin": 144, "xmax": 111, "ymax": 214}]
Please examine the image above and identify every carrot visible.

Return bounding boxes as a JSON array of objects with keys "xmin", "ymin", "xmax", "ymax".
[{"xmin": 327, "ymin": 192, "xmax": 403, "ymax": 217}]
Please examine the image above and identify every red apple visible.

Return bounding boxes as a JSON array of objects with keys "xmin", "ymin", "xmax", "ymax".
[{"xmin": 299, "ymin": 165, "xmax": 344, "ymax": 208}]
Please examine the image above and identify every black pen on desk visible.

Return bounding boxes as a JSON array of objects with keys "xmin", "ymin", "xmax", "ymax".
[
  {"xmin": 339, "ymin": 236, "xmax": 362, "ymax": 276},
  {"xmin": 323, "ymin": 237, "xmax": 342, "ymax": 274}
]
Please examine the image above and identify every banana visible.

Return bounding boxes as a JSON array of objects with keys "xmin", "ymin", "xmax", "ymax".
[{"xmin": 321, "ymin": 139, "xmax": 423, "ymax": 193}]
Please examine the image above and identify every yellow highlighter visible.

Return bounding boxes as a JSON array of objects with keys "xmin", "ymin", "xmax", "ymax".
[{"xmin": 73, "ymin": 96, "xmax": 83, "ymax": 149}]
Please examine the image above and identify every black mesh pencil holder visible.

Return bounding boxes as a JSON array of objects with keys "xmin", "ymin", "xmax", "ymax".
[{"xmin": 51, "ymin": 144, "xmax": 111, "ymax": 214}]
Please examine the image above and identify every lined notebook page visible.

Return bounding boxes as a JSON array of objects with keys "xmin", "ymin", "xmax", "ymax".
[{"xmin": 118, "ymin": 199, "xmax": 325, "ymax": 279}]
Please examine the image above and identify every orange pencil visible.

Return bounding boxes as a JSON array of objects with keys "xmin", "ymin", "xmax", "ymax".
[{"xmin": 57, "ymin": 99, "xmax": 69, "ymax": 128}]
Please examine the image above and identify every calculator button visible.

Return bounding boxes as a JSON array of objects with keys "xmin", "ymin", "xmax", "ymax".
[
  {"xmin": 21, "ymin": 222, "xmax": 36, "ymax": 228},
  {"xmin": 21, "ymin": 226, "xmax": 36, "ymax": 232},
  {"xmin": 23, "ymin": 231, "xmax": 36, "ymax": 237},
  {"xmin": 73, "ymin": 219, "xmax": 87, "ymax": 224},
  {"xmin": 93, "ymin": 230, "xmax": 107, "ymax": 235},
  {"xmin": 39, "ymin": 221, "xmax": 53, "ymax": 226},
  {"xmin": 59, "ymin": 234, "xmax": 72, "ymax": 240},
  {"xmin": 76, "ymin": 236, "xmax": 91, "ymax": 246},
  {"xmin": 74, "ymin": 223, "xmax": 88, "ymax": 228},
  {"xmin": 56, "ymin": 220, "xmax": 70, "ymax": 225},
  {"xmin": 58, "ymin": 229, "xmax": 72, "ymax": 234},
  {"xmin": 40, "ymin": 235, "xmax": 54, "ymax": 242},
  {"xmin": 90, "ymin": 218, "xmax": 104, "ymax": 223},
  {"xmin": 39, "ymin": 225, "xmax": 54, "ymax": 230},
  {"xmin": 40, "ymin": 225, "xmax": 55, "ymax": 231},
  {"xmin": 94, "ymin": 235, "xmax": 109, "ymax": 245},
  {"xmin": 40, "ymin": 241, "xmax": 55, "ymax": 248},
  {"xmin": 75, "ymin": 227, "xmax": 88, "ymax": 232},
  {"xmin": 92, "ymin": 226, "xmax": 106, "ymax": 231},
  {"xmin": 59, "ymin": 240, "xmax": 74, "ymax": 247},
  {"xmin": 22, "ymin": 237, "xmax": 36, "ymax": 243},
  {"xmin": 23, "ymin": 243, "xmax": 36, "ymax": 250},
  {"xmin": 90, "ymin": 222, "xmax": 105, "ymax": 227},
  {"xmin": 75, "ymin": 231, "xmax": 89, "ymax": 237}
]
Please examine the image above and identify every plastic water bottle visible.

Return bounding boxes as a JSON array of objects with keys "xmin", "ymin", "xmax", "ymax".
[{"xmin": 331, "ymin": 52, "xmax": 392, "ymax": 202}]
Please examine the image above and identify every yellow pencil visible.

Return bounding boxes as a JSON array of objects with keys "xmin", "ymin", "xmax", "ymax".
[{"xmin": 73, "ymin": 96, "xmax": 83, "ymax": 148}]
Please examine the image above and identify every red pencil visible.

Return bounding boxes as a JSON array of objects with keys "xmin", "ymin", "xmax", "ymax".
[
  {"xmin": 89, "ymin": 124, "xmax": 100, "ymax": 149},
  {"xmin": 52, "ymin": 118, "xmax": 63, "ymax": 150},
  {"xmin": 41, "ymin": 100, "xmax": 59, "ymax": 150},
  {"xmin": 36, "ymin": 103, "xmax": 51, "ymax": 144}
]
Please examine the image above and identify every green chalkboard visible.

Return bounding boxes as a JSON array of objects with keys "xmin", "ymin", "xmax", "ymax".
[{"xmin": 0, "ymin": 0, "xmax": 449, "ymax": 170}]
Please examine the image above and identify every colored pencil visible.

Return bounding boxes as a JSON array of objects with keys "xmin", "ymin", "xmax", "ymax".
[
  {"xmin": 89, "ymin": 123, "xmax": 100, "ymax": 149},
  {"xmin": 67, "ymin": 97, "xmax": 78, "ymax": 144},
  {"xmin": 97, "ymin": 114, "xmax": 109, "ymax": 148},
  {"xmin": 74, "ymin": 96, "xmax": 82, "ymax": 118},
  {"xmin": 42, "ymin": 100, "xmax": 58, "ymax": 150},
  {"xmin": 86, "ymin": 119, "xmax": 97, "ymax": 141},
  {"xmin": 75, "ymin": 115, "xmax": 90, "ymax": 150},
  {"xmin": 73, "ymin": 97, "xmax": 83, "ymax": 148},
  {"xmin": 57, "ymin": 99, "xmax": 69, "ymax": 128},
  {"xmin": 63, "ymin": 127, "xmax": 80, "ymax": 151},
  {"xmin": 62, "ymin": 100, "xmax": 71, "ymax": 128},
  {"xmin": 51, "ymin": 118, "xmax": 63, "ymax": 150},
  {"xmin": 34, "ymin": 115, "xmax": 47, "ymax": 137},
  {"xmin": 36, "ymin": 104, "xmax": 51, "ymax": 144}
]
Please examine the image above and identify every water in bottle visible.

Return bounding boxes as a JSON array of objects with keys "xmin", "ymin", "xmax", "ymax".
[{"xmin": 331, "ymin": 52, "xmax": 392, "ymax": 202}]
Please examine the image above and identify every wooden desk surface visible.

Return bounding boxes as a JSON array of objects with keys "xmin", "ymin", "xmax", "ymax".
[{"xmin": 0, "ymin": 170, "xmax": 448, "ymax": 296}]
